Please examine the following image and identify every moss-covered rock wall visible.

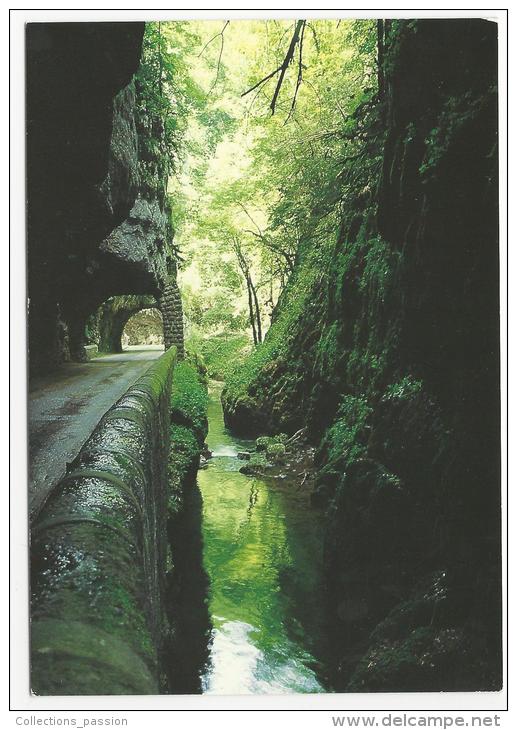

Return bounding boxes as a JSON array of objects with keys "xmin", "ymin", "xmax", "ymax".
[
  {"xmin": 26, "ymin": 23, "xmax": 145, "ymax": 372},
  {"xmin": 222, "ymin": 19, "xmax": 500, "ymax": 691},
  {"xmin": 27, "ymin": 22, "xmax": 184, "ymax": 374}
]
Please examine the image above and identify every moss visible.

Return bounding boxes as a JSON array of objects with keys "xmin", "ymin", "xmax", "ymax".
[
  {"xmin": 239, "ymin": 451, "xmax": 268, "ymax": 475},
  {"xmin": 256, "ymin": 434, "xmax": 288, "ymax": 451},
  {"xmin": 168, "ymin": 424, "xmax": 200, "ymax": 489},
  {"xmin": 168, "ymin": 359, "xmax": 209, "ymax": 511},
  {"xmin": 31, "ymin": 519, "xmax": 160, "ymax": 697},
  {"xmin": 383, "ymin": 375, "xmax": 423, "ymax": 402},
  {"xmin": 170, "ymin": 359, "xmax": 208, "ymax": 446},
  {"xmin": 266, "ymin": 442, "xmax": 286, "ymax": 461},
  {"xmin": 239, "ymin": 433, "xmax": 292, "ymax": 475},
  {"xmin": 358, "ymin": 236, "xmax": 398, "ymax": 304},
  {"xmin": 31, "ymin": 348, "xmax": 179, "ymax": 695},
  {"xmin": 222, "ymin": 244, "xmax": 326, "ymax": 429},
  {"xmin": 31, "ymin": 619, "xmax": 158, "ymax": 695},
  {"xmin": 419, "ymin": 90, "xmax": 496, "ymax": 177},
  {"xmin": 315, "ymin": 323, "xmax": 341, "ymax": 376},
  {"xmin": 347, "ymin": 626, "xmax": 439, "ymax": 692},
  {"xmin": 322, "ymin": 395, "xmax": 373, "ymax": 468}
]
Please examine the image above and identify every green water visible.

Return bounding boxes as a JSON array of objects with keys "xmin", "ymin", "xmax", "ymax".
[{"xmin": 199, "ymin": 382, "xmax": 329, "ymax": 695}]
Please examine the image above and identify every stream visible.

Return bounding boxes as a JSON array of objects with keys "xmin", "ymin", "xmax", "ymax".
[{"xmin": 198, "ymin": 381, "xmax": 330, "ymax": 694}]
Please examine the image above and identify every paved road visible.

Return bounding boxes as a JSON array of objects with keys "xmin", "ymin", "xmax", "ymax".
[{"xmin": 28, "ymin": 345, "xmax": 164, "ymax": 519}]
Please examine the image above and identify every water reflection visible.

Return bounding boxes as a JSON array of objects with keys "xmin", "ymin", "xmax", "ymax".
[{"xmin": 199, "ymin": 382, "xmax": 328, "ymax": 695}]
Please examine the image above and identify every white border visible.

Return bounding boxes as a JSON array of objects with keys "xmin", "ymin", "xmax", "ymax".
[{"xmin": 8, "ymin": 3, "xmax": 509, "ymax": 720}]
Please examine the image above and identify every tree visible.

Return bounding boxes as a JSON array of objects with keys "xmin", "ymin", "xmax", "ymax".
[
  {"xmin": 163, "ymin": 19, "xmax": 378, "ymax": 346},
  {"xmin": 231, "ymin": 236, "xmax": 262, "ymax": 344}
]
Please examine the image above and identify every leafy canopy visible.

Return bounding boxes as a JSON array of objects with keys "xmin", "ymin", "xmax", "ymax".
[{"xmin": 146, "ymin": 20, "xmax": 377, "ymax": 348}]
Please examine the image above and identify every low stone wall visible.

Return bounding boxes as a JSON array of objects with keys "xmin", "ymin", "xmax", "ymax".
[
  {"xmin": 84, "ymin": 344, "xmax": 99, "ymax": 360},
  {"xmin": 30, "ymin": 347, "xmax": 177, "ymax": 695}
]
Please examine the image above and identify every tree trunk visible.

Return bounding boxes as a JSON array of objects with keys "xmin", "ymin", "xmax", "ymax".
[
  {"xmin": 245, "ymin": 275, "xmax": 258, "ymax": 345},
  {"xmin": 377, "ymin": 20, "xmax": 385, "ymax": 103},
  {"xmin": 233, "ymin": 238, "xmax": 261, "ymax": 345},
  {"xmin": 250, "ymin": 277, "xmax": 262, "ymax": 343}
]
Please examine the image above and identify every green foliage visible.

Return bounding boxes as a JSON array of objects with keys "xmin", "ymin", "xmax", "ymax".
[
  {"xmin": 383, "ymin": 376, "xmax": 423, "ymax": 402},
  {"xmin": 249, "ymin": 451, "xmax": 267, "ymax": 468},
  {"xmin": 165, "ymin": 19, "xmax": 377, "ymax": 351},
  {"xmin": 325, "ymin": 395, "xmax": 373, "ymax": 466},
  {"xmin": 256, "ymin": 434, "xmax": 287, "ymax": 452},
  {"xmin": 137, "ymin": 22, "xmax": 206, "ymax": 189},
  {"xmin": 240, "ymin": 438, "xmax": 286, "ymax": 471},
  {"xmin": 183, "ymin": 283, "xmax": 248, "ymax": 335},
  {"xmin": 170, "ymin": 360, "xmax": 208, "ymax": 445},
  {"xmin": 168, "ymin": 423, "xmax": 201, "ymax": 502},
  {"xmin": 186, "ymin": 332, "xmax": 252, "ymax": 381},
  {"xmin": 359, "ymin": 236, "xmax": 399, "ymax": 302},
  {"xmin": 255, "ymin": 436, "xmax": 270, "ymax": 452},
  {"xmin": 223, "ymin": 246, "xmax": 322, "ymax": 403},
  {"xmin": 419, "ymin": 91, "xmax": 495, "ymax": 176},
  {"xmin": 346, "ymin": 348, "xmax": 390, "ymax": 394},
  {"xmin": 239, "ymin": 450, "xmax": 268, "ymax": 474},
  {"xmin": 315, "ymin": 323, "xmax": 341, "ymax": 375},
  {"xmin": 266, "ymin": 442, "xmax": 286, "ymax": 460},
  {"xmin": 168, "ymin": 359, "xmax": 209, "ymax": 513}
]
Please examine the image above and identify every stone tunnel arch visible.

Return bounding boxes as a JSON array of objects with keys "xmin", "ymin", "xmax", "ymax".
[
  {"xmin": 95, "ymin": 295, "xmax": 156, "ymax": 354},
  {"xmin": 92, "ymin": 278, "xmax": 184, "ymax": 358},
  {"xmin": 122, "ymin": 308, "xmax": 164, "ymax": 347}
]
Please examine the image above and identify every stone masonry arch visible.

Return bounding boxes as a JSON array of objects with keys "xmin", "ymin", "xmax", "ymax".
[
  {"xmin": 94, "ymin": 275, "xmax": 184, "ymax": 358},
  {"xmin": 123, "ymin": 308, "xmax": 164, "ymax": 347}
]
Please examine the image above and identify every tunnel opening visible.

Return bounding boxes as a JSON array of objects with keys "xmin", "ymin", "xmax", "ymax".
[
  {"xmin": 122, "ymin": 308, "xmax": 164, "ymax": 348},
  {"xmin": 91, "ymin": 286, "xmax": 184, "ymax": 358},
  {"xmin": 91, "ymin": 295, "xmax": 158, "ymax": 354}
]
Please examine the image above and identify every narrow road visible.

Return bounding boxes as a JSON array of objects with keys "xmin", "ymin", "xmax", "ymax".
[{"xmin": 28, "ymin": 345, "xmax": 164, "ymax": 519}]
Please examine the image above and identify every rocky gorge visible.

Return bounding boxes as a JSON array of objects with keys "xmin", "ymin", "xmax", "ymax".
[
  {"xmin": 26, "ymin": 18, "xmax": 502, "ymax": 697},
  {"xmin": 222, "ymin": 19, "xmax": 501, "ymax": 691}
]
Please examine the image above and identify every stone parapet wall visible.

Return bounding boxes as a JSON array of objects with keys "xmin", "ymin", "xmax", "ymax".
[{"xmin": 31, "ymin": 347, "xmax": 177, "ymax": 695}]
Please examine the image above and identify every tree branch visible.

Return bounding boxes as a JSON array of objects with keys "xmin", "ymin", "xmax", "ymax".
[
  {"xmin": 243, "ymin": 229, "xmax": 295, "ymax": 272},
  {"xmin": 209, "ymin": 21, "xmax": 230, "ymax": 93},
  {"xmin": 306, "ymin": 22, "xmax": 319, "ymax": 53},
  {"xmin": 241, "ymin": 64, "xmax": 284, "ymax": 99},
  {"xmin": 284, "ymin": 20, "xmax": 306, "ymax": 124},
  {"xmin": 241, "ymin": 19, "xmax": 307, "ymax": 117},
  {"xmin": 269, "ymin": 20, "xmax": 305, "ymax": 115},
  {"xmin": 198, "ymin": 20, "xmax": 229, "ymax": 58},
  {"xmin": 237, "ymin": 202, "xmax": 264, "ymax": 236}
]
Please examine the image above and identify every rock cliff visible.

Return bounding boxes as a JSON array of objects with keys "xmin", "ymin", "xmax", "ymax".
[
  {"xmin": 27, "ymin": 22, "xmax": 180, "ymax": 372},
  {"xmin": 223, "ymin": 19, "xmax": 501, "ymax": 691}
]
